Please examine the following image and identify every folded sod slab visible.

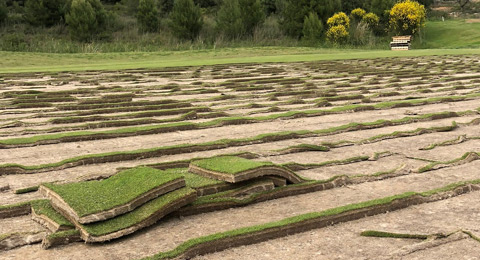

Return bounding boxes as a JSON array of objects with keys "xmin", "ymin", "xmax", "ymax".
[
  {"xmin": 188, "ymin": 156, "xmax": 304, "ymax": 184},
  {"xmin": 31, "ymin": 200, "xmax": 74, "ymax": 233},
  {"xmin": 40, "ymin": 167, "xmax": 186, "ymax": 224},
  {"xmin": 78, "ymin": 187, "xmax": 197, "ymax": 242}
]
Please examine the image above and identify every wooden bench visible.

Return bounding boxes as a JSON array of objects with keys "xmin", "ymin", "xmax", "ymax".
[{"xmin": 390, "ymin": 35, "xmax": 412, "ymax": 51}]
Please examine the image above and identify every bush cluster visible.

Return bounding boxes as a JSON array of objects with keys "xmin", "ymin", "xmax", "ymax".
[{"xmin": 0, "ymin": 0, "xmax": 429, "ymax": 48}]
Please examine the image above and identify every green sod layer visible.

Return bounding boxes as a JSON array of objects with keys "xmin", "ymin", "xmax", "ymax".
[
  {"xmin": 43, "ymin": 167, "xmax": 183, "ymax": 217},
  {"xmin": 191, "ymin": 156, "xmax": 274, "ymax": 175},
  {"xmin": 31, "ymin": 200, "xmax": 73, "ymax": 227},
  {"xmin": 46, "ymin": 229, "xmax": 80, "ymax": 240},
  {"xmin": 418, "ymin": 152, "xmax": 480, "ymax": 173},
  {"xmin": 162, "ymin": 168, "xmax": 223, "ymax": 188},
  {"xmin": 81, "ymin": 187, "xmax": 196, "ymax": 236},
  {"xmin": 14, "ymin": 186, "xmax": 39, "ymax": 194},
  {"xmin": 360, "ymin": 230, "xmax": 428, "ymax": 239}
]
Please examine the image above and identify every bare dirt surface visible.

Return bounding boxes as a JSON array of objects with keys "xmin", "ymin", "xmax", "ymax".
[
  {"xmin": 1, "ymin": 55, "xmax": 480, "ymax": 259},
  {"xmin": 194, "ymin": 190, "xmax": 480, "ymax": 260}
]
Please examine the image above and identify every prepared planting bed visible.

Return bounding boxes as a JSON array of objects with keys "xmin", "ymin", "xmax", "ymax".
[{"xmin": 1, "ymin": 55, "xmax": 480, "ymax": 259}]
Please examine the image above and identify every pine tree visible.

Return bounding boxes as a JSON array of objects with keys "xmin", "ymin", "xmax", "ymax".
[
  {"xmin": 137, "ymin": 0, "xmax": 159, "ymax": 33},
  {"xmin": 169, "ymin": 0, "xmax": 203, "ymax": 40},
  {"xmin": 302, "ymin": 12, "xmax": 323, "ymax": 43},
  {"xmin": 216, "ymin": 0, "xmax": 244, "ymax": 39},
  {"xmin": 65, "ymin": 0, "xmax": 107, "ymax": 42}
]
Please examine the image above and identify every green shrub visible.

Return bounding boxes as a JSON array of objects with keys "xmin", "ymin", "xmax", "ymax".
[
  {"xmin": 240, "ymin": 0, "xmax": 265, "ymax": 36},
  {"xmin": 24, "ymin": 0, "xmax": 65, "ymax": 26},
  {"xmin": 137, "ymin": 0, "xmax": 159, "ymax": 33},
  {"xmin": 0, "ymin": 0, "xmax": 7, "ymax": 25},
  {"xmin": 217, "ymin": 0, "xmax": 264, "ymax": 39},
  {"xmin": 279, "ymin": 0, "xmax": 341, "ymax": 38},
  {"xmin": 368, "ymin": 0, "xmax": 394, "ymax": 32},
  {"xmin": 216, "ymin": 0, "xmax": 243, "ymax": 39},
  {"xmin": 302, "ymin": 12, "xmax": 323, "ymax": 43},
  {"xmin": 169, "ymin": 0, "xmax": 203, "ymax": 40},
  {"xmin": 65, "ymin": 0, "xmax": 108, "ymax": 42}
]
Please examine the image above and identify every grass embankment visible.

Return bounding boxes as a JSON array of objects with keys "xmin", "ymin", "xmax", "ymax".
[
  {"xmin": 2, "ymin": 46, "xmax": 480, "ymax": 74},
  {"xmin": 418, "ymin": 20, "xmax": 480, "ymax": 49},
  {"xmin": 82, "ymin": 187, "xmax": 196, "ymax": 237},
  {"xmin": 191, "ymin": 156, "xmax": 274, "ymax": 175},
  {"xmin": 0, "ymin": 111, "xmax": 463, "ymax": 173},
  {"xmin": 143, "ymin": 179, "xmax": 480, "ymax": 260},
  {"xmin": 0, "ymin": 94, "xmax": 474, "ymax": 147},
  {"xmin": 43, "ymin": 167, "xmax": 183, "ymax": 217}
]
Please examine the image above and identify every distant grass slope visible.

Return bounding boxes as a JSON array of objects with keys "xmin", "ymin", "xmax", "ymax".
[{"xmin": 419, "ymin": 20, "xmax": 480, "ymax": 49}]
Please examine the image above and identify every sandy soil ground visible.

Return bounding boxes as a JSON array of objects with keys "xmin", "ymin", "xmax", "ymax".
[{"xmin": 1, "ymin": 56, "xmax": 480, "ymax": 259}]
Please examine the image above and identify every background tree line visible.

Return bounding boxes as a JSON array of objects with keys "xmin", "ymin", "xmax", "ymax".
[{"xmin": 0, "ymin": 0, "xmax": 463, "ymax": 51}]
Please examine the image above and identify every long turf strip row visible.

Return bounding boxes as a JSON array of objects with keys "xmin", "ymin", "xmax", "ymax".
[
  {"xmin": 142, "ymin": 181, "xmax": 480, "ymax": 260},
  {"xmin": 418, "ymin": 152, "xmax": 480, "ymax": 173},
  {"xmin": 0, "ymin": 112, "xmax": 464, "ymax": 175},
  {"xmin": 0, "ymin": 92, "xmax": 477, "ymax": 148}
]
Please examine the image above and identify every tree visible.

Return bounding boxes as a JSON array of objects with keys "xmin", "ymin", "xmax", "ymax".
[
  {"xmin": 0, "ymin": 0, "xmax": 7, "ymax": 25},
  {"xmin": 24, "ymin": 0, "xmax": 65, "ymax": 26},
  {"xmin": 302, "ymin": 12, "xmax": 323, "ymax": 43},
  {"xmin": 279, "ymin": 0, "xmax": 341, "ymax": 38},
  {"xmin": 65, "ymin": 0, "xmax": 107, "ymax": 42},
  {"xmin": 456, "ymin": 0, "xmax": 470, "ymax": 11},
  {"xmin": 137, "ymin": 0, "xmax": 159, "ymax": 32},
  {"xmin": 342, "ymin": 0, "xmax": 367, "ymax": 13},
  {"xmin": 239, "ymin": 0, "xmax": 264, "ymax": 35},
  {"xmin": 169, "ymin": 0, "xmax": 203, "ymax": 40},
  {"xmin": 368, "ymin": 0, "xmax": 395, "ymax": 24},
  {"xmin": 216, "ymin": 0, "xmax": 243, "ymax": 39},
  {"xmin": 389, "ymin": 0, "xmax": 426, "ymax": 35}
]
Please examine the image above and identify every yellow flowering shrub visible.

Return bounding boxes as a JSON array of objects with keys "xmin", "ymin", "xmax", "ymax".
[
  {"xmin": 326, "ymin": 24, "xmax": 349, "ymax": 44},
  {"xmin": 350, "ymin": 8, "xmax": 366, "ymax": 22},
  {"xmin": 389, "ymin": 0, "xmax": 426, "ymax": 35},
  {"xmin": 327, "ymin": 12, "xmax": 350, "ymax": 28},
  {"xmin": 362, "ymin": 12, "xmax": 379, "ymax": 28}
]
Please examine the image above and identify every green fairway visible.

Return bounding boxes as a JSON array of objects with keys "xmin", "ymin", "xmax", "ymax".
[{"xmin": 1, "ymin": 47, "xmax": 480, "ymax": 74}]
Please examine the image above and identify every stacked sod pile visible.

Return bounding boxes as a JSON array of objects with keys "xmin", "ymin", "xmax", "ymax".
[
  {"xmin": 28, "ymin": 156, "xmax": 307, "ymax": 248},
  {"xmin": 37, "ymin": 167, "xmax": 197, "ymax": 243},
  {"xmin": 187, "ymin": 156, "xmax": 305, "ymax": 202}
]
